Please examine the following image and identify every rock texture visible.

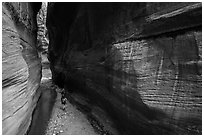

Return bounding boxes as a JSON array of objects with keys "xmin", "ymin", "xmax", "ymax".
[
  {"xmin": 37, "ymin": 2, "xmax": 49, "ymax": 53},
  {"xmin": 47, "ymin": 3, "xmax": 202, "ymax": 134},
  {"xmin": 2, "ymin": 2, "xmax": 42, "ymax": 134}
]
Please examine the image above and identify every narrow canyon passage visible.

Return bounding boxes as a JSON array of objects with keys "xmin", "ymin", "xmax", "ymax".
[
  {"xmin": 27, "ymin": 54, "xmax": 119, "ymax": 135},
  {"xmin": 2, "ymin": 2, "xmax": 202, "ymax": 135},
  {"xmin": 26, "ymin": 3, "xmax": 119, "ymax": 134}
]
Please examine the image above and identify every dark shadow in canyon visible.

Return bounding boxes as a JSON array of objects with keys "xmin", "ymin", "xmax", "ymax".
[
  {"xmin": 27, "ymin": 80, "xmax": 57, "ymax": 135},
  {"xmin": 46, "ymin": 2, "xmax": 201, "ymax": 135},
  {"xmin": 53, "ymin": 32, "xmax": 201, "ymax": 134},
  {"xmin": 57, "ymin": 46, "xmax": 177, "ymax": 135}
]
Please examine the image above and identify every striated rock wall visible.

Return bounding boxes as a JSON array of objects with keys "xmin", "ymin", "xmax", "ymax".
[
  {"xmin": 2, "ymin": 2, "xmax": 42, "ymax": 134},
  {"xmin": 47, "ymin": 3, "xmax": 202, "ymax": 134}
]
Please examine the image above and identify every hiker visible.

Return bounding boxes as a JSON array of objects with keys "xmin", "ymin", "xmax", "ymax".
[{"xmin": 61, "ymin": 89, "xmax": 67, "ymax": 110}]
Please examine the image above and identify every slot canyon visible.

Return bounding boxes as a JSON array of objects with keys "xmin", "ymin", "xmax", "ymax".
[{"xmin": 2, "ymin": 2, "xmax": 202, "ymax": 135}]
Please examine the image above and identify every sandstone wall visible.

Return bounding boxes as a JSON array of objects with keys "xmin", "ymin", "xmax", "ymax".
[
  {"xmin": 47, "ymin": 3, "xmax": 202, "ymax": 134},
  {"xmin": 37, "ymin": 2, "xmax": 48, "ymax": 53},
  {"xmin": 2, "ymin": 2, "xmax": 42, "ymax": 134}
]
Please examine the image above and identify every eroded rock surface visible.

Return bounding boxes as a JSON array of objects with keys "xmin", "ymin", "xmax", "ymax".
[
  {"xmin": 47, "ymin": 3, "xmax": 202, "ymax": 134},
  {"xmin": 2, "ymin": 2, "xmax": 42, "ymax": 134},
  {"xmin": 37, "ymin": 2, "xmax": 49, "ymax": 53}
]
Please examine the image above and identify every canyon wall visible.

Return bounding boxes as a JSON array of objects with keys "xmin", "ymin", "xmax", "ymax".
[
  {"xmin": 37, "ymin": 2, "xmax": 48, "ymax": 53},
  {"xmin": 47, "ymin": 2, "xmax": 202, "ymax": 134},
  {"xmin": 2, "ymin": 2, "xmax": 41, "ymax": 134}
]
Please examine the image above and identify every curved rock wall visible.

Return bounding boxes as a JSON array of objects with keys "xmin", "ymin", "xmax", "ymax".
[
  {"xmin": 47, "ymin": 3, "xmax": 202, "ymax": 134},
  {"xmin": 2, "ymin": 2, "xmax": 42, "ymax": 134}
]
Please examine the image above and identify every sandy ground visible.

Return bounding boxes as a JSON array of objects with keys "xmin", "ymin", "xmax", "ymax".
[{"xmin": 45, "ymin": 89, "xmax": 97, "ymax": 135}]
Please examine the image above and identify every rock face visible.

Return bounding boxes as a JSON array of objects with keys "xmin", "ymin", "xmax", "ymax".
[
  {"xmin": 47, "ymin": 3, "xmax": 202, "ymax": 134},
  {"xmin": 2, "ymin": 2, "xmax": 42, "ymax": 134},
  {"xmin": 37, "ymin": 2, "xmax": 49, "ymax": 53}
]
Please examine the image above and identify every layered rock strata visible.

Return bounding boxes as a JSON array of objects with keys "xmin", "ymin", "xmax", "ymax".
[
  {"xmin": 47, "ymin": 2, "xmax": 202, "ymax": 134},
  {"xmin": 2, "ymin": 2, "xmax": 42, "ymax": 134}
]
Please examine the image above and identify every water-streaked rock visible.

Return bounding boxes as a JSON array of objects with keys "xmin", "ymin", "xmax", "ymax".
[{"xmin": 47, "ymin": 3, "xmax": 202, "ymax": 134}]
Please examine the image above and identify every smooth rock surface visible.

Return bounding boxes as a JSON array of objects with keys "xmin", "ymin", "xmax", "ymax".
[{"xmin": 2, "ymin": 2, "xmax": 42, "ymax": 135}]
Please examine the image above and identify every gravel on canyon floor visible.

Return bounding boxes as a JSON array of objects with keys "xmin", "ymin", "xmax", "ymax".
[
  {"xmin": 45, "ymin": 85, "xmax": 119, "ymax": 135},
  {"xmin": 45, "ymin": 87, "xmax": 97, "ymax": 135}
]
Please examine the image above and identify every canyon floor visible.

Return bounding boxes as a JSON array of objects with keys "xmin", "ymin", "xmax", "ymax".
[{"xmin": 27, "ymin": 54, "xmax": 119, "ymax": 135}]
